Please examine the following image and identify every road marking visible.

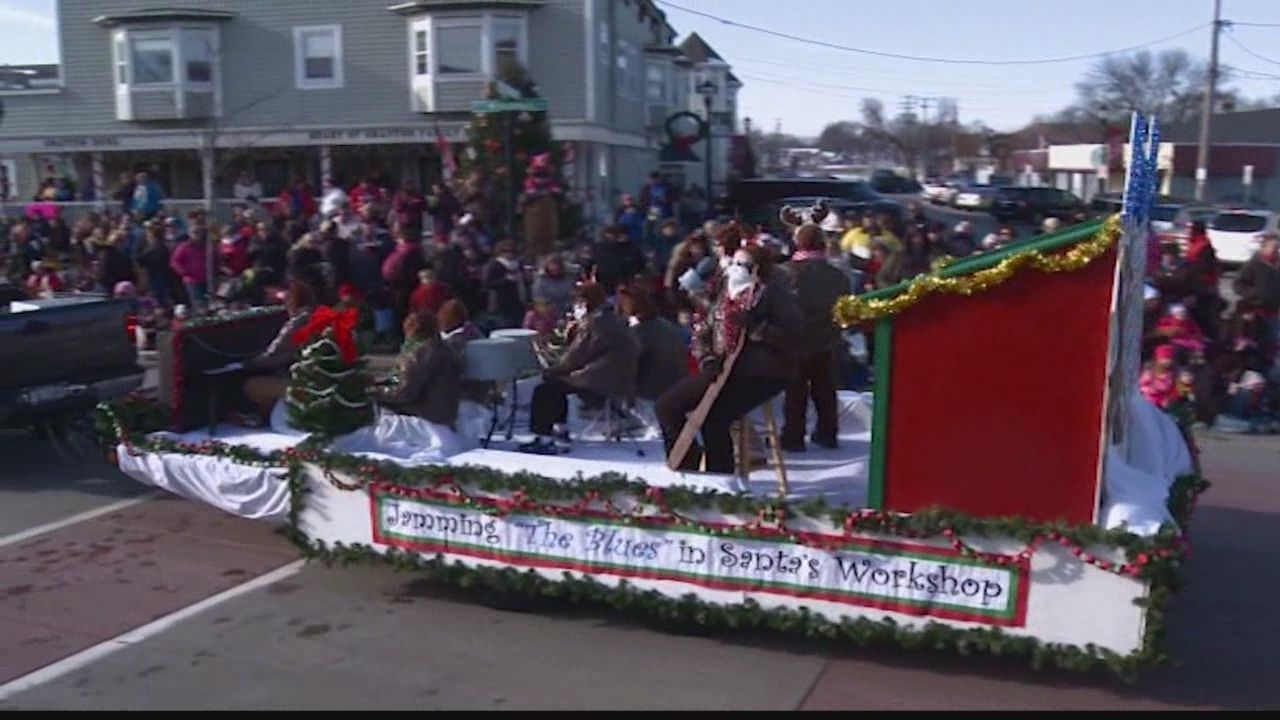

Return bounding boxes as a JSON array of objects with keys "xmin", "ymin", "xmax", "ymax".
[
  {"xmin": 0, "ymin": 492, "xmax": 161, "ymax": 549},
  {"xmin": 0, "ymin": 559, "xmax": 306, "ymax": 700}
]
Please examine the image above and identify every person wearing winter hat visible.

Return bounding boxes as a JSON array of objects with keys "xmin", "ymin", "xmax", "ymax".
[
  {"xmin": 1156, "ymin": 302, "xmax": 1207, "ymax": 356},
  {"xmin": 1139, "ymin": 344, "xmax": 1182, "ymax": 410},
  {"xmin": 781, "ymin": 223, "xmax": 848, "ymax": 451},
  {"xmin": 941, "ymin": 221, "xmax": 978, "ymax": 258}
]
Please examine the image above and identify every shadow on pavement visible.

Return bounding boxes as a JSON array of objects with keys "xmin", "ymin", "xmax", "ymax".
[{"xmin": 0, "ymin": 429, "xmax": 138, "ymax": 501}]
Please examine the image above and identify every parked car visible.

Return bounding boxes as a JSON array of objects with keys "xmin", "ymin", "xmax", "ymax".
[
  {"xmin": 730, "ymin": 177, "xmax": 887, "ymax": 211},
  {"xmin": 1207, "ymin": 209, "xmax": 1279, "ymax": 265},
  {"xmin": 1088, "ymin": 193, "xmax": 1124, "ymax": 219},
  {"xmin": 952, "ymin": 184, "xmax": 1001, "ymax": 212},
  {"xmin": 743, "ymin": 195, "xmax": 903, "ymax": 238},
  {"xmin": 991, "ymin": 187, "xmax": 1084, "ymax": 224},
  {"xmin": 869, "ymin": 172, "xmax": 923, "ymax": 195},
  {"xmin": 729, "ymin": 178, "xmax": 902, "ymax": 233},
  {"xmin": 921, "ymin": 177, "xmax": 951, "ymax": 204}
]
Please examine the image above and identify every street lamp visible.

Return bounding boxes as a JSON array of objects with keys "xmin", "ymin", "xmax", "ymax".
[{"xmin": 696, "ymin": 78, "xmax": 718, "ymax": 212}]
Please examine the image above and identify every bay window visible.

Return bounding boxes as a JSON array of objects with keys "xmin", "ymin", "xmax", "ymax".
[
  {"xmin": 403, "ymin": 13, "xmax": 528, "ymax": 112},
  {"xmin": 437, "ymin": 21, "xmax": 483, "ymax": 75},
  {"xmin": 130, "ymin": 36, "xmax": 174, "ymax": 85},
  {"xmin": 110, "ymin": 26, "xmax": 220, "ymax": 120},
  {"xmin": 492, "ymin": 17, "xmax": 522, "ymax": 76}
]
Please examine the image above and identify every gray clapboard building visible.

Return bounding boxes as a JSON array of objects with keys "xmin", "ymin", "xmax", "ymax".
[{"xmin": 0, "ymin": 0, "xmax": 742, "ymax": 227}]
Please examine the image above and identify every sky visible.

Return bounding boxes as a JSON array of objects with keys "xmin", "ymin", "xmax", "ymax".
[{"xmin": 5, "ymin": 0, "xmax": 1280, "ymax": 137}]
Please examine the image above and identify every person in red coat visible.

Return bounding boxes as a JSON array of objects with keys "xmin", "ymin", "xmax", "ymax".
[
  {"xmin": 349, "ymin": 175, "xmax": 389, "ymax": 217},
  {"xmin": 409, "ymin": 267, "xmax": 452, "ymax": 317},
  {"xmin": 274, "ymin": 177, "xmax": 318, "ymax": 221},
  {"xmin": 382, "ymin": 227, "xmax": 427, "ymax": 323}
]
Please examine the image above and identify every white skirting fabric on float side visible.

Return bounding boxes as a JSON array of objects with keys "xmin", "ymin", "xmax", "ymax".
[
  {"xmin": 114, "ymin": 389, "xmax": 1196, "ymax": 539},
  {"xmin": 1098, "ymin": 390, "xmax": 1197, "ymax": 536},
  {"xmin": 116, "ymin": 444, "xmax": 292, "ymax": 523}
]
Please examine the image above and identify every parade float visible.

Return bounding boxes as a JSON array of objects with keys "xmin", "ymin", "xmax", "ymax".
[{"xmin": 96, "ymin": 115, "xmax": 1206, "ymax": 678}]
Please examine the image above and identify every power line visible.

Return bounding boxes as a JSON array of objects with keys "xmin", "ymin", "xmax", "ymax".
[
  {"xmin": 656, "ymin": 0, "xmax": 1210, "ymax": 66},
  {"xmin": 734, "ymin": 69, "xmax": 1068, "ymax": 109},
  {"xmin": 733, "ymin": 57, "xmax": 1065, "ymax": 94},
  {"xmin": 1230, "ymin": 20, "xmax": 1280, "ymax": 28},
  {"xmin": 735, "ymin": 71, "xmax": 1054, "ymax": 113},
  {"xmin": 1224, "ymin": 31, "xmax": 1280, "ymax": 67}
]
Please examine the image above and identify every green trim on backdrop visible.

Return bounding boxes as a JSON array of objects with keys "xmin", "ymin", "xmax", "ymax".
[
  {"xmin": 868, "ymin": 317, "xmax": 894, "ymax": 510},
  {"xmin": 857, "ymin": 218, "xmax": 1107, "ymax": 305}
]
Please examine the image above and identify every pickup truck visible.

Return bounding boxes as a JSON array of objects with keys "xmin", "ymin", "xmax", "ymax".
[{"xmin": 1, "ymin": 295, "xmax": 145, "ymax": 459}]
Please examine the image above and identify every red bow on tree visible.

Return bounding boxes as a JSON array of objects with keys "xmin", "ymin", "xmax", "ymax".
[{"xmin": 292, "ymin": 306, "xmax": 360, "ymax": 365}]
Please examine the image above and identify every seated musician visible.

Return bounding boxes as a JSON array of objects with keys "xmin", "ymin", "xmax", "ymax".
[
  {"xmin": 438, "ymin": 299, "xmax": 489, "ymax": 404},
  {"xmin": 369, "ymin": 310, "xmax": 462, "ymax": 430},
  {"xmin": 234, "ymin": 280, "xmax": 316, "ymax": 426},
  {"xmin": 656, "ymin": 243, "xmax": 802, "ymax": 473},
  {"xmin": 519, "ymin": 282, "xmax": 639, "ymax": 455},
  {"xmin": 617, "ymin": 282, "xmax": 689, "ymax": 403}
]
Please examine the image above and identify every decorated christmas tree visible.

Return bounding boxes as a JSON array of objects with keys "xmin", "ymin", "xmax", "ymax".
[
  {"xmin": 286, "ymin": 307, "xmax": 374, "ymax": 437},
  {"xmin": 458, "ymin": 62, "xmax": 582, "ymax": 245}
]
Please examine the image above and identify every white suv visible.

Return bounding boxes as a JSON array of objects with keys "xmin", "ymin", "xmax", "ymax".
[{"xmin": 1207, "ymin": 210, "xmax": 1279, "ymax": 265}]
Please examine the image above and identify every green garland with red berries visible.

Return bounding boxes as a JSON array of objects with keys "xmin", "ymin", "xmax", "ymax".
[{"xmin": 93, "ymin": 398, "xmax": 1209, "ymax": 680}]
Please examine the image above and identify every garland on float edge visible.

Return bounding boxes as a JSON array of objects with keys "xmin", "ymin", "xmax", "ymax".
[
  {"xmin": 834, "ymin": 215, "xmax": 1123, "ymax": 326},
  {"xmin": 94, "ymin": 400, "xmax": 1208, "ymax": 679}
]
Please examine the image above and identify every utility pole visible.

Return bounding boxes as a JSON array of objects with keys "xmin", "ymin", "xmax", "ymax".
[
  {"xmin": 900, "ymin": 95, "xmax": 919, "ymax": 173},
  {"xmin": 1195, "ymin": 0, "xmax": 1223, "ymax": 202},
  {"xmin": 920, "ymin": 97, "xmax": 935, "ymax": 175}
]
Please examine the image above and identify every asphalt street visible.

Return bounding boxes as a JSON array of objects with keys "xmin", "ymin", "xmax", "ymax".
[{"xmin": 1, "ymin": 423, "xmax": 1277, "ymax": 710}]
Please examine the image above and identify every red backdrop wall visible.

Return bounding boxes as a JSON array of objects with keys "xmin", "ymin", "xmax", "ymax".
[{"xmin": 881, "ymin": 248, "xmax": 1117, "ymax": 524}]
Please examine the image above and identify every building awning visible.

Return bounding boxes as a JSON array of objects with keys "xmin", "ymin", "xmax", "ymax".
[
  {"xmin": 387, "ymin": 0, "xmax": 544, "ymax": 14},
  {"xmin": 93, "ymin": 8, "xmax": 237, "ymax": 27}
]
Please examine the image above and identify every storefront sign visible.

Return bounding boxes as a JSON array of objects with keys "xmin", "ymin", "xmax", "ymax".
[
  {"xmin": 304, "ymin": 126, "xmax": 463, "ymax": 143},
  {"xmin": 41, "ymin": 136, "xmax": 121, "ymax": 149},
  {"xmin": 370, "ymin": 488, "xmax": 1030, "ymax": 626}
]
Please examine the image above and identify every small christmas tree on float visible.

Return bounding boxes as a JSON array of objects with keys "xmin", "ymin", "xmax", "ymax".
[{"xmin": 286, "ymin": 306, "xmax": 374, "ymax": 437}]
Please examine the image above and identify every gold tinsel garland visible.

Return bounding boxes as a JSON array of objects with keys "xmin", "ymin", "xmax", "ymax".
[{"xmin": 834, "ymin": 215, "xmax": 1123, "ymax": 327}]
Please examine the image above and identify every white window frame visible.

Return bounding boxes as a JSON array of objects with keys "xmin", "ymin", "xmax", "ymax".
[
  {"xmin": 645, "ymin": 63, "xmax": 666, "ymax": 104},
  {"xmin": 406, "ymin": 14, "xmax": 529, "ymax": 111},
  {"xmin": 113, "ymin": 33, "xmax": 129, "ymax": 85},
  {"xmin": 181, "ymin": 27, "xmax": 217, "ymax": 90},
  {"xmin": 434, "ymin": 16, "xmax": 485, "ymax": 79},
  {"xmin": 489, "ymin": 15, "xmax": 526, "ymax": 77},
  {"xmin": 293, "ymin": 24, "xmax": 344, "ymax": 90},
  {"xmin": 409, "ymin": 17, "xmax": 433, "ymax": 112},
  {"xmin": 411, "ymin": 20, "xmax": 431, "ymax": 78},
  {"xmin": 111, "ymin": 25, "xmax": 222, "ymax": 118},
  {"xmin": 0, "ymin": 159, "xmax": 17, "ymax": 201},
  {"xmin": 127, "ymin": 30, "xmax": 178, "ymax": 87}
]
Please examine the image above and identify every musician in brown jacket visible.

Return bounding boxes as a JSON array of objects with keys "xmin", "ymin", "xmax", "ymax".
[
  {"xmin": 657, "ymin": 243, "xmax": 803, "ymax": 473},
  {"xmin": 369, "ymin": 311, "xmax": 462, "ymax": 428},
  {"xmin": 237, "ymin": 280, "xmax": 316, "ymax": 425},
  {"xmin": 520, "ymin": 282, "xmax": 639, "ymax": 454}
]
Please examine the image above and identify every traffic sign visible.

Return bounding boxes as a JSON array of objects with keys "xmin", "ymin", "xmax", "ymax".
[{"xmin": 470, "ymin": 98, "xmax": 548, "ymax": 114}]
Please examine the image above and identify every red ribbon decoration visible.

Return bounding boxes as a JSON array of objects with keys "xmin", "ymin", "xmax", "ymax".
[{"xmin": 292, "ymin": 305, "xmax": 360, "ymax": 365}]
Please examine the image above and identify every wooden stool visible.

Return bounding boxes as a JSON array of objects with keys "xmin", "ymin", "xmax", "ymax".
[{"xmin": 733, "ymin": 399, "xmax": 789, "ymax": 495}]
